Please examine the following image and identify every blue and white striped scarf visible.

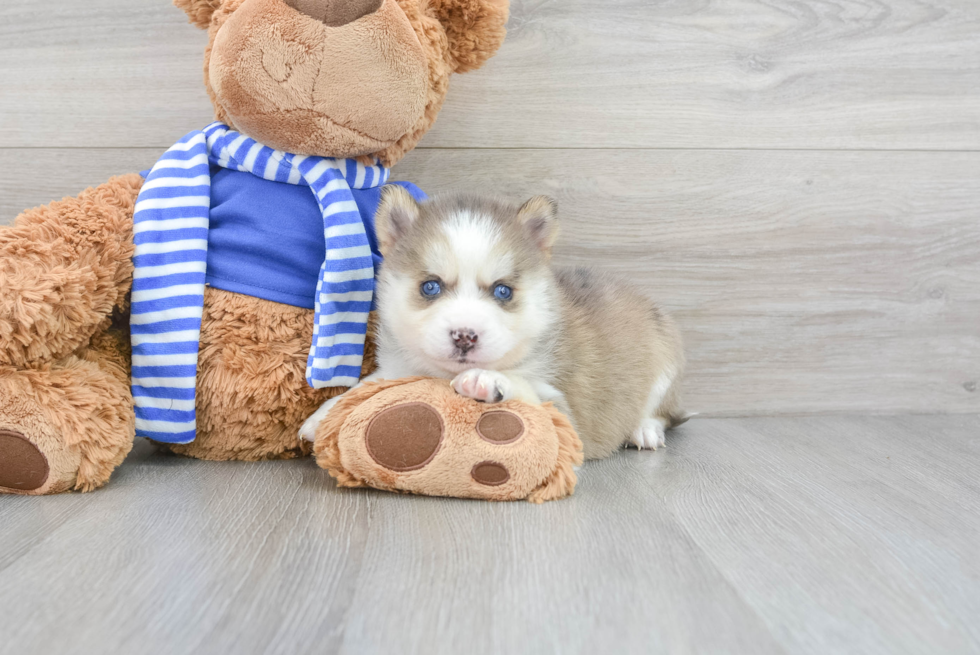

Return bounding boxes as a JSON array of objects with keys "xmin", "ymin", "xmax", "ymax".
[{"xmin": 131, "ymin": 122, "xmax": 389, "ymax": 444}]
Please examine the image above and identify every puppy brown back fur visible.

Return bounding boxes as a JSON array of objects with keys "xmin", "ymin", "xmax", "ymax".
[{"xmin": 552, "ymin": 268, "xmax": 684, "ymax": 459}]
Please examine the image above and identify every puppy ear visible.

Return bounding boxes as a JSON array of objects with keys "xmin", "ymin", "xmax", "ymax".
[
  {"xmin": 517, "ymin": 195, "xmax": 559, "ymax": 257},
  {"xmin": 375, "ymin": 185, "xmax": 421, "ymax": 255},
  {"xmin": 428, "ymin": 0, "xmax": 510, "ymax": 73},
  {"xmin": 173, "ymin": 0, "xmax": 222, "ymax": 29}
]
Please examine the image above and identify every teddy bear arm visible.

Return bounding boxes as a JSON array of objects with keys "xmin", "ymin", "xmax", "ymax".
[
  {"xmin": 320, "ymin": 378, "xmax": 584, "ymax": 502},
  {"xmin": 0, "ymin": 173, "xmax": 143, "ymax": 367}
]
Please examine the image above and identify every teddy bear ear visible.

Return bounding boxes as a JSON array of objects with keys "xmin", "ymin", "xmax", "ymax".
[
  {"xmin": 173, "ymin": 0, "xmax": 222, "ymax": 29},
  {"xmin": 428, "ymin": 0, "xmax": 510, "ymax": 73}
]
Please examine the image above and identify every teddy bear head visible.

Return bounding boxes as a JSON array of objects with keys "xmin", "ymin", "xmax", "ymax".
[{"xmin": 174, "ymin": 0, "xmax": 508, "ymax": 166}]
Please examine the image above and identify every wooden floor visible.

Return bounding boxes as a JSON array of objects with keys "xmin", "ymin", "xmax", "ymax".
[{"xmin": 0, "ymin": 415, "xmax": 978, "ymax": 655}]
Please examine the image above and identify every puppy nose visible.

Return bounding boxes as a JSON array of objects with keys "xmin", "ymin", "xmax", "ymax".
[
  {"xmin": 451, "ymin": 329, "xmax": 479, "ymax": 353},
  {"xmin": 283, "ymin": 0, "xmax": 383, "ymax": 26}
]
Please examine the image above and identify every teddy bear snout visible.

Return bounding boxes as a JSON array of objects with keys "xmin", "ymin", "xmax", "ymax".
[
  {"xmin": 282, "ymin": 0, "xmax": 383, "ymax": 27},
  {"xmin": 207, "ymin": 0, "xmax": 428, "ymax": 159}
]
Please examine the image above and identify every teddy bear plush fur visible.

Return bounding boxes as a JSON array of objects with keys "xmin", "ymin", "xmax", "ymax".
[{"xmin": 0, "ymin": 0, "xmax": 508, "ymax": 494}]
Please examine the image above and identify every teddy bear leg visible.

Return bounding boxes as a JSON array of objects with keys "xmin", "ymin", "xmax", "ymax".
[
  {"xmin": 165, "ymin": 288, "xmax": 340, "ymax": 461},
  {"xmin": 0, "ymin": 327, "xmax": 135, "ymax": 494},
  {"xmin": 167, "ymin": 291, "xmax": 380, "ymax": 462},
  {"xmin": 0, "ymin": 174, "xmax": 142, "ymax": 368}
]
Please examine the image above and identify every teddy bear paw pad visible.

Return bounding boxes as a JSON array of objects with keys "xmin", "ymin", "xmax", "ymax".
[
  {"xmin": 476, "ymin": 410, "xmax": 525, "ymax": 444},
  {"xmin": 471, "ymin": 461, "xmax": 510, "ymax": 486},
  {"xmin": 0, "ymin": 430, "xmax": 50, "ymax": 491},
  {"xmin": 365, "ymin": 402, "xmax": 444, "ymax": 471}
]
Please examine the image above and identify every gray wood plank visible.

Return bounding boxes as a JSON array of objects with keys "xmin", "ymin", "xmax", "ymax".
[
  {"xmin": 0, "ymin": 416, "xmax": 978, "ymax": 655},
  {"xmin": 436, "ymin": 0, "xmax": 980, "ymax": 150},
  {"xmin": 401, "ymin": 148, "xmax": 980, "ymax": 417},
  {"xmin": 0, "ymin": 1, "xmax": 214, "ymax": 149},
  {"xmin": 0, "ymin": 149, "xmax": 160, "ymax": 221},
  {"xmin": 2, "ymin": 147, "xmax": 978, "ymax": 417},
  {"xmin": 2, "ymin": 0, "xmax": 979, "ymax": 149},
  {"xmin": 656, "ymin": 414, "xmax": 980, "ymax": 654},
  {"xmin": 0, "ymin": 440, "xmax": 371, "ymax": 655},
  {"xmin": 332, "ymin": 458, "xmax": 784, "ymax": 655}
]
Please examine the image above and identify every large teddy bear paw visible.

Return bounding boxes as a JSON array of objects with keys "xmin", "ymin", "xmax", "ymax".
[
  {"xmin": 0, "ymin": 375, "xmax": 95, "ymax": 495},
  {"xmin": 313, "ymin": 377, "xmax": 583, "ymax": 503},
  {"xmin": 0, "ymin": 429, "xmax": 52, "ymax": 494},
  {"xmin": 0, "ymin": 334, "xmax": 136, "ymax": 494}
]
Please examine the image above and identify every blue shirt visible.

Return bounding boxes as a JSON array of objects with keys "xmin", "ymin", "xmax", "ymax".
[{"xmin": 141, "ymin": 166, "xmax": 425, "ymax": 309}]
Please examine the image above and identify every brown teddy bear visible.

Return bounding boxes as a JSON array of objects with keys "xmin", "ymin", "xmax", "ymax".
[{"xmin": 0, "ymin": 0, "xmax": 510, "ymax": 495}]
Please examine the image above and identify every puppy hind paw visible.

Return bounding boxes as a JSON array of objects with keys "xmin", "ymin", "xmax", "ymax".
[
  {"xmin": 629, "ymin": 418, "xmax": 666, "ymax": 451},
  {"xmin": 299, "ymin": 395, "xmax": 341, "ymax": 442}
]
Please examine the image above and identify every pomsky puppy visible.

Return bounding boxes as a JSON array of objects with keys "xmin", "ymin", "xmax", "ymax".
[{"xmin": 300, "ymin": 188, "xmax": 686, "ymax": 459}]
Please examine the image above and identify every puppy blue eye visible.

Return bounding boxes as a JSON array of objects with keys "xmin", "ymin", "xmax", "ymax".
[
  {"xmin": 493, "ymin": 284, "xmax": 513, "ymax": 301},
  {"xmin": 421, "ymin": 280, "xmax": 441, "ymax": 297}
]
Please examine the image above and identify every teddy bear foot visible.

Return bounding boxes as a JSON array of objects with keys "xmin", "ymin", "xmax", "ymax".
[
  {"xmin": 0, "ymin": 335, "xmax": 136, "ymax": 494},
  {"xmin": 0, "ymin": 430, "xmax": 51, "ymax": 492},
  {"xmin": 0, "ymin": 403, "xmax": 83, "ymax": 496},
  {"xmin": 0, "ymin": 383, "xmax": 129, "ymax": 495},
  {"xmin": 0, "ymin": 374, "xmax": 96, "ymax": 495}
]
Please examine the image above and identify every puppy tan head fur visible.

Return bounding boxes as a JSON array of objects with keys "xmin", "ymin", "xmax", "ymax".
[{"xmin": 373, "ymin": 188, "xmax": 560, "ymax": 376}]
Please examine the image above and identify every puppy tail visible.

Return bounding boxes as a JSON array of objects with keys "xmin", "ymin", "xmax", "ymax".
[{"xmin": 666, "ymin": 411, "xmax": 698, "ymax": 429}]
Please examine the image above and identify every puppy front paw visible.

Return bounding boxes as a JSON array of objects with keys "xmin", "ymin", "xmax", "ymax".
[
  {"xmin": 451, "ymin": 369, "xmax": 511, "ymax": 404},
  {"xmin": 299, "ymin": 395, "xmax": 342, "ymax": 442}
]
